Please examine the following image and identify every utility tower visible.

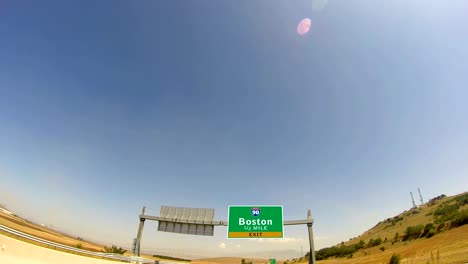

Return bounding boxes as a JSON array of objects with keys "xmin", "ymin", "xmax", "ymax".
[
  {"xmin": 410, "ymin": 192, "xmax": 417, "ymax": 208},
  {"xmin": 418, "ymin": 188, "xmax": 424, "ymax": 205}
]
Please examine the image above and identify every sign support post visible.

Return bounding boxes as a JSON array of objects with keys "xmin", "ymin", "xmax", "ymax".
[
  {"xmin": 135, "ymin": 206, "xmax": 146, "ymax": 256},
  {"xmin": 307, "ymin": 209, "xmax": 316, "ymax": 264}
]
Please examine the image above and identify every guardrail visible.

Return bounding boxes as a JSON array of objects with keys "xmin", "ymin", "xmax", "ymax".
[{"xmin": 0, "ymin": 224, "xmax": 154, "ymax": 263}]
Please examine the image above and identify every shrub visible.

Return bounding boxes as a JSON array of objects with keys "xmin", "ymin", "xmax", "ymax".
[
  {"xmin": 422, "ymin": 223, "xmax": 435, "ymax": 237},
  {"xmin": 75, "ymin": 243, "xmax": 83, "ymax": 249},
  {"xmin": 434, "ymin": 204, "xmax": 460, "ymax": 224},
  {"xmin": 241, "ymin": 259, "xmax": 246, "ymax": 264},
  {"xmin": 389, "ymin": 254, "xmax": 401, "ymax": 264},
  {"xmin": 368, "ymin": 237, "xmax": 383, "ymax": 247},
  {"xmin": 426, "ymin": 228, "xmax": 436, "ymax": 238},
  {"xmin": 451, "ymin": 209, "xmax": 468, "ymax": 227},
  {"xmin": 356, "ymin": 240, "xmax": 366, "ymax": 250},
  {"xmin": 102, "ymin": 245, "xmax": 127, "ymax": 255},
  {"xmin": 403, "ymin": 225, "xmax": 424, "ymax": 240},
  {"xmin": 380, "ymin": 246, "xmax": 385, "ymax": 252},
  {"xmin": 428, "ymin": 194, "xmax": 447, "ymax": 206},
  {"xmin": 315, "ymin": 243, "xmax": 358, "ymax": 260},
  {"xmin": 454, "ymin": 193, "xmax": 468, "ymax": 207},
  {"xmin": 436, "ymin": 222, "xmax": 445, "ymax": 232}
]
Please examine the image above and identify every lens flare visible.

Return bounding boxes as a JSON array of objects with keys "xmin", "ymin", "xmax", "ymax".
[{"xmin": 297, "ymin": 18, "xmax": 311, "ymax": 35}]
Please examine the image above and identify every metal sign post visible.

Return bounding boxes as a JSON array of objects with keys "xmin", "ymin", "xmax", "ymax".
[{"xmin": 307, "ymin": 210, "xmax": 316, "ymax": 264}]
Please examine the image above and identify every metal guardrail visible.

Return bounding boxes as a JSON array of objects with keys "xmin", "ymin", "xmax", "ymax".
[{"xmin": 0, "ymin": 224, "xmax": 156, "ymax": 263}]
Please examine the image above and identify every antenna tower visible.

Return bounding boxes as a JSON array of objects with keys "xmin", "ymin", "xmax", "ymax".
[
  {"xmin": 418, "ymin": 188, "xmax": 424, "ymax": 205},
  {"xmin": 410, "ymin": 192, "xmax": 417, "ymax": 208}
]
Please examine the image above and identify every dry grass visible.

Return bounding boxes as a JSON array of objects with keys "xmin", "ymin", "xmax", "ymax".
[
  {"xmin": 304, "ymin": 192, "xmax": 468, "ymax": 264},
  {"xmin": 342, "ymin": 193, "xmax": 467, "ymax": 247},
  {"xmin": 0, "ymin": 211, "xmax": 106, "ymax": 252},
  {"xmin": 0, "ymin": 232, "xmax": 122, "ymax": 264},
  {"xmin": 193, "ymin": 257, "xmax": 271, "ymax": 264},
  {"xmin": 308, "ymin": 225, "xmax": 468, "ymax": 263}
]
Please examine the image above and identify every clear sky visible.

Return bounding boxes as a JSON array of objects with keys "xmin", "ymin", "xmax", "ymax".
[{"xmin": 1, "ymin": 0, "xmax": 468, "ymax": 259}]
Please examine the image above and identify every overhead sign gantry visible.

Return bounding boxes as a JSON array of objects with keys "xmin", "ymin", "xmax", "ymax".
[{"xmin": 134, "ymin": 205, "xmax": 317, "ymax": 264}]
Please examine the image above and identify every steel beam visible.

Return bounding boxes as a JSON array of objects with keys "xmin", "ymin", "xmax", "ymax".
[{"xmin": 140, "ymin": 215, "xmax": 312, "ymax": 226}]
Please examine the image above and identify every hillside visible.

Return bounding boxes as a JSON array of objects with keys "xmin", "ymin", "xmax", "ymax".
[
  {"xmin": 0, "ymin": 209, "xmax": 106, "ymax": 252},
  {"xmin": 300, "ymin": 192, "xmax": 468, "ymax": 263},
  {"xmin": 0, "ymin": 210, "xmax": 158, "ymax": 260}
]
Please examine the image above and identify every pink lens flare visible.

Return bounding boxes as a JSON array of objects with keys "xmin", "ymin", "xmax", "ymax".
[{"xmin": 297, "ymin": 18, "xmax": 312, "ymax": 35}]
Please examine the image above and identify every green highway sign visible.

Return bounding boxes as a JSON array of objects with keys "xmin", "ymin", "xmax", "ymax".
[{"xmin": 228, "ymin": 205, "xmax": 283, "ymax": 239}]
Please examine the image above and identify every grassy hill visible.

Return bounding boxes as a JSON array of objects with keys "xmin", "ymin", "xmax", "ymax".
[{"xmin": 300, "ymin": 192, "xmax": 468, "ymax": 263}]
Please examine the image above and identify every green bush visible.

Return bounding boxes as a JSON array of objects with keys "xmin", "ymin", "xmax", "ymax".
[
  {"xmin": 434, "ymin": 204, "xmax": 460, "ymax": 224},
  {"xmin": 454, "ymin": 193, "xmax": 468, "ymax": 207},
  {"xmin": 403, "ymin": 225, "xmax": 424, "ymax": 240},
  {"xmin": 368, "ymin": 237, "xmax": 383, "ymax": 247},
  {"xmin": 426, "ymin": 228, "xmax": 436, "ymax": 238},
  {"xmin": 357, "ymin": 240, "xmax": 366, "ymax": 249},
  {"xmin": 315, "ymin": 242, "xmax": 362, "ymax": 260},
  {"xmin": 428, "ymin": 194, "xmax": 447, "ymax": 206},
  {"xmin": 75, "ymin": 243, "xmax": 83, "ymax": 249},
  {"xmin": 389, "ymin": 254, "xmax": 401, "ymax": 264},
  {"xmin": 436, "ymin": 222, "xmax": 445, "ymax": 232},
  {"xmin": 422, "ymin": 223, "xmax": 435, "ymax": 237},
  {"xmin": 451, "ymin": 209, "xmax": 468, "ymax": 227}
]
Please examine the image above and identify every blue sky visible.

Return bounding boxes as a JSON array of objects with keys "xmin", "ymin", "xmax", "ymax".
[{"xmin": 1, "ymin": 0, "xmax": 468, "ymax": 258}]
